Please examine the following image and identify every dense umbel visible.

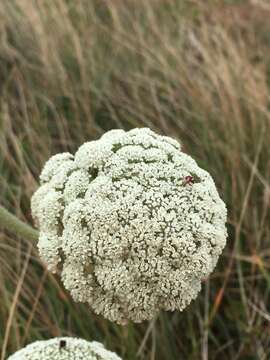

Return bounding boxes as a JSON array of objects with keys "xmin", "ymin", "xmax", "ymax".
[
  {"xmin": 8, "ymin": 337, "xmax": 121, "ymax": 360},
  {"xmin": 31, "ymin": 128, "xmax": 227, "ymax": 324}
]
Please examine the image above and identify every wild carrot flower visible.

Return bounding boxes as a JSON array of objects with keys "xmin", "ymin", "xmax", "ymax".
[
  {"xmin": 8, "ymin": 337, "xmax": 121, "ymax": 359},
  {"xmin": 31, "ymin": 128, "xmax": 227, "ymax": 324}
]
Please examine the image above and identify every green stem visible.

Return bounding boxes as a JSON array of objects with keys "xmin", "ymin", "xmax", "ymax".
[{"xmin": 0, "ymin": 204, "xmax": 39, "ymax": 242}]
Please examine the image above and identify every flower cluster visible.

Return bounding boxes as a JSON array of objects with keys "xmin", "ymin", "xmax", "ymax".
[
  {"xmin": 31, "ymin": 128, "xmax": 227, "ymax": 324},
  {"xmin": 8, "ymin": 337, "xmax": 121, "ymax": 360}
]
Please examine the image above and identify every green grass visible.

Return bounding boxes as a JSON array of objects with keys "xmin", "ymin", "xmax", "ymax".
[{"xmin": 0, "ymin": 0, "xmax": 270, "ymax": 359}]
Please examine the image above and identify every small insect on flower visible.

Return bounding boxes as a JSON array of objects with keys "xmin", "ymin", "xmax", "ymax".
[
  {"xmin": 183, "ymin": 175, "xmax": 194, "ymax": 186},
  {"xmin": 59, "ymin": 340, "xmax": 66, "ymax": 350}
]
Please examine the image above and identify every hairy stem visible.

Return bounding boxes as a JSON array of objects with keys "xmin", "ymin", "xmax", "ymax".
[{"xmin": 0, "ymin": 204, "xmax": 39, "ymax": 242}]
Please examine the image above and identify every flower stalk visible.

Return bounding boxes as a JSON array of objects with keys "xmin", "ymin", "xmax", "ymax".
[{"xmin": 0, "ymin": 204, "xmax": 38, "ymax": 242}]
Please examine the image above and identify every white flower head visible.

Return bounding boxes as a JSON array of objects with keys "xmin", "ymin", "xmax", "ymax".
[
  {"xmin": 7, "ymin": 337, "xmax": 121, "ymax": 360},
  {"xmin": 31, "ymin": 128, "xmax": 227, "ymax": 324}
]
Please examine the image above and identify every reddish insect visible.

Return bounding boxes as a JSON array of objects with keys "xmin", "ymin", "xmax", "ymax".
[{"xmin": 182, "ymin": 175, "xmax": 194, "ymax": 186}]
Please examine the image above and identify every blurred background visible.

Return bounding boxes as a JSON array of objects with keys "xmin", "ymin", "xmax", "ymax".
[{"xmin": 0, "ymin": 1, "xmax": 270, "ymax": 359}]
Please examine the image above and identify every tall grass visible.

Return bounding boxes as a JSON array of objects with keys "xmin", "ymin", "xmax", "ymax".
[{"xmin": 0, "ymin": 1, "xmax": 270, "ymax": 359}]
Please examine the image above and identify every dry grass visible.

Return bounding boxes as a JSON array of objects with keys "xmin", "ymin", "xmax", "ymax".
[{"xmin": 0, "ymin": 0, "xmax": 270, "ymax": 359}]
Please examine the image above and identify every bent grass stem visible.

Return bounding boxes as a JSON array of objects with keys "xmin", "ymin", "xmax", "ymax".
[{"xmin": 0, "ymin": 204, "xmax": 38, "ymax": 242}]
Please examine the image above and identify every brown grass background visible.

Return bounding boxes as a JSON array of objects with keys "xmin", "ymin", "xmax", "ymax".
[{"xmin": 0, "ymin": 1, "xmax": 270, "ymax": 359}]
